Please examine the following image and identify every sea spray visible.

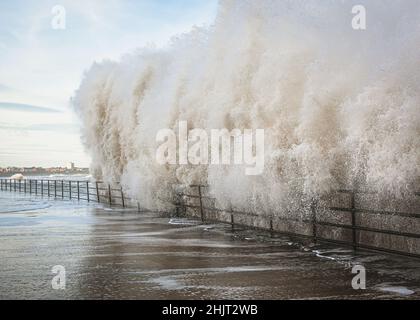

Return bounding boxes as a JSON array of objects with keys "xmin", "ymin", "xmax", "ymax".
[{"xmin": 73, "ymin": 0, "xmax": 420, "ymax": 213}]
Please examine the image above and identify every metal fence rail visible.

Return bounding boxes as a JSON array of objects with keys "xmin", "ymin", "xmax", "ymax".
[
  {"xmin": 177, "ymin": 185, "xmax": 420, "ymax": 259},
  {"xmin": 2, "ymin": 178, "xmax": 420, "ymax": 258},
  {"xmin": 0, "ymin": 178, "xmax": 140, "ymax": 211}
]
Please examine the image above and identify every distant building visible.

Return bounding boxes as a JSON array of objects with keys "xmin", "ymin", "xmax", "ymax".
[{"xmin": 0, "ymin": 165, "xmax": 89, "ymax": 177}]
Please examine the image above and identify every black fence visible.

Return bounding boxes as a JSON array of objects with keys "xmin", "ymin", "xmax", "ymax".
[
  {"xmin": 2, "ymin": 178, "xmax": 420, "ymax": 258},
  {"xmin": 176, "ymin": 185, "xmax": 420, "ymax": 259},
  {"xmin": 0, "ymin": 178, "xmax": 140, "ymax": 210}
]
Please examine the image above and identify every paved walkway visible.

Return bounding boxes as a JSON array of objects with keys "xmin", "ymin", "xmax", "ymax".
[{"xmin": 1, "ymin": 192, "xmax": 420, "ymax": 299}]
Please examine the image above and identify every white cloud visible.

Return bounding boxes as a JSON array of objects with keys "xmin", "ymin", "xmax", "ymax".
[{"xmin": 0, "ymin": 0, "xmax": 218, "ymax": 166}]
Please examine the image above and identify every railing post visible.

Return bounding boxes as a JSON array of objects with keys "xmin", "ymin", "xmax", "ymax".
[
  {"xmin": 19, "ymin": 180, "xmax": 21, "ymax": 192},
  {"xmin": 108, "ymin": 184, "xmax": 112, "ymax": 206},
  {"xmin": 9, "ymin": 179, "xmax": 12, "ymax": 191},
  {"xmin": 96, "ymin": 182, "xmax": 100, "ymax": 203},
  {"xmin": 77, "ymin": 181, "xmax": 80, "ymax": 201},
  {"xmin": 350, "ymin": 191, "xmax": 357, "ymax": 250},
  {"xmin": 120, "ymin": 186, "xmax": 125, "ymax": 208},
  {"xmin": 270, "ymin": 218, "xmax": 274, "ymax": 238},
  {"xmin": 311, "ymin": 198, "xmax": 318, "ymax": 243},
  {"xmin": 198, "ymin": 186, "xmax": 204, "ymax": 222},
  {"xmin": 86, "ymin": 181, "xmax": 90, "ymax": 202},
  {"xmin": 69, "ymin": 181, "xmax": 72, "ymax": 199},
  {"xmin": 230, "ymin": 213, "xmax": 234, "ymax": 231},
  {"xmin": 54, "ymin": 180, "xmax": 57, "ymax": 198},
  {"xmin": 24, "ymin": 179, "xmax": 26, "ymax": 193},
  {"xmin": 61, "ymin": 180, "xmax": 64, "ymax": 199},
  {"xmin": 137, "ymin": 202, "xmax": 140, "ymax": 213},
  {"xmin": 14, "ymin": 179, "xmax": 16, "ymax": 192},
  {"xmin": 41, "ymin": 180, "xmax": 44, "ymax": 197},
  {"xmin": 48, "ymin": 181, "xmax": 50, "ymax": 197},
  {"xmin": 29, "ymin": 180, "xmax": 32, "ymax": 194},
  {"xmin": 35, "ymin": 180, "xmax": 38, "ymax": 195}
]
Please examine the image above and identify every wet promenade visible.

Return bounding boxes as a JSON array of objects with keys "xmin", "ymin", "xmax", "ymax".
[{"xmin": 1, "ymin": 191, "xmax": 420, "ymax": 300}]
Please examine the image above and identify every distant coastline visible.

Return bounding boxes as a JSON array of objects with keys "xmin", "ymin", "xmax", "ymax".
[{"xmin": 0, "ymin": 166, "xmax": 89, "ymax": 177}]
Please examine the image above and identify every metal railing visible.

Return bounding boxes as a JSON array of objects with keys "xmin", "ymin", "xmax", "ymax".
[
  {"xmin": 2, "ymin": 178, "xmax": 419, "ymax": 258},
  {"xmin": 0, "ymin": 178, "xmax": 140, "ymax": 210},
  {"xmin": 176, "ymin": 185, "xmax": 420, "ymax": 259},
  {"xmin": 317, "ymin": 189, "xmax": 420, "ymax": 258}
]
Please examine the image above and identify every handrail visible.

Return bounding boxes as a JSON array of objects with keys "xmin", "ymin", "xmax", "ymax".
[
  {"xmin": 2, "ymin": 178, "xmax": 419, "ymax": 259},
  {"xmin": 0, "ymin": 178, "xmax": 140, "ymax": 212},
  {"xmin": 178, "ymin": 184, "xmax": 420, "ymax": 259}
]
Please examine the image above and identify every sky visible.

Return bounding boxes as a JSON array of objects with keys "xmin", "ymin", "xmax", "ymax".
[{"xmin": 0, "ymin": 0, "xmax": 218, "ymax": 168}]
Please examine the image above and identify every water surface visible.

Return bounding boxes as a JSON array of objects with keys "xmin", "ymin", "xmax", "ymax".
[{"xmin": 1, "ymin": 191, "xmax": 420, "ymax": 300}]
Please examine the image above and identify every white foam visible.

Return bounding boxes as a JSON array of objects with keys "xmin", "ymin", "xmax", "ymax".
[
  {"xmin": 73, "ymin": 0, "xmax": 420, "ymax": 214},
  {"xmin": 378, "ymin": 286, "xmax": 415, "ymax": 296},
  {"xmin": 10, "ymin": 174, "xmax": 24, "ymax": 180}
]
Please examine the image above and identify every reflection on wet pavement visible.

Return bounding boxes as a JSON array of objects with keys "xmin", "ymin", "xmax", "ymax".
[{"xmin": 1, "ymin": 192, "xmax": 420, "ymax": 300}]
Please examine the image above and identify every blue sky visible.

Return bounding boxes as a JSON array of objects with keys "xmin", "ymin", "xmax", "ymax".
[{"xmin": 0, "ymin": 0, "xmax": 218, "ymax": 167}]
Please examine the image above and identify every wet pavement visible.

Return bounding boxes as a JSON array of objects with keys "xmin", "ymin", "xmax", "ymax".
[{"xmin": 1, "ymin": 191, "xmax": 420, "ymax": 300}]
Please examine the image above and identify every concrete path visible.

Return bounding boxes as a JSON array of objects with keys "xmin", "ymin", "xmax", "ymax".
[{"xmin": 1, "ymin": 192, "xmax": 420, "ymax": 300}]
